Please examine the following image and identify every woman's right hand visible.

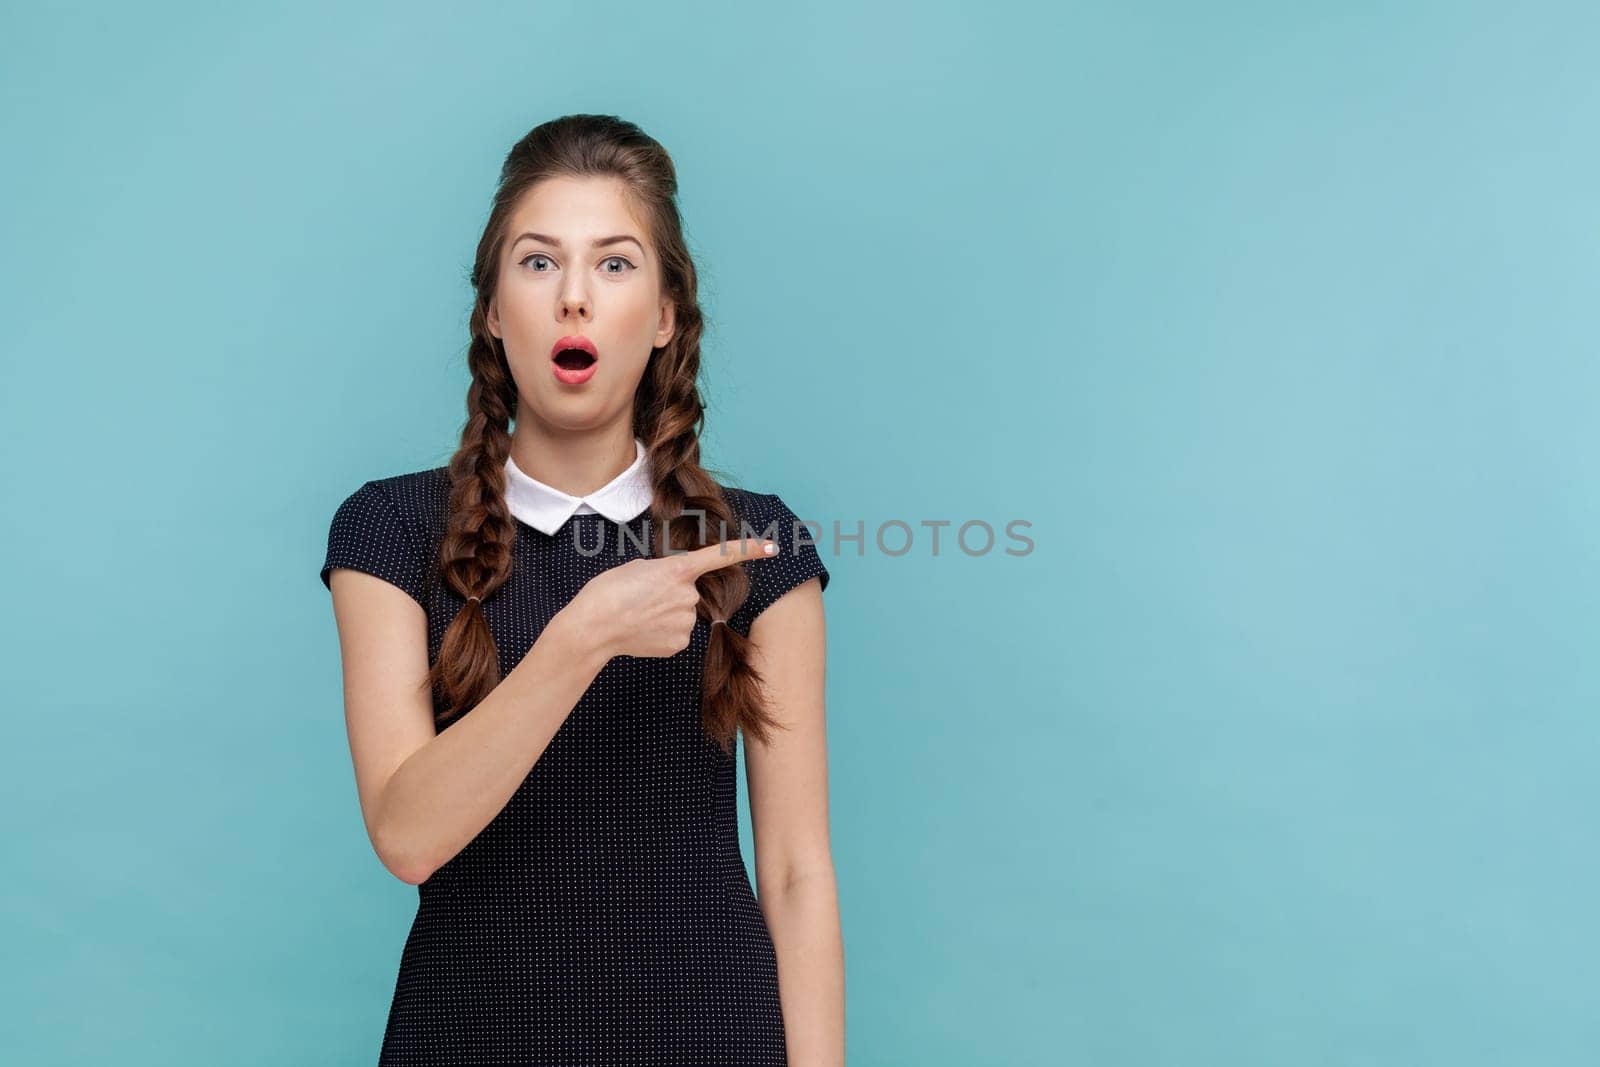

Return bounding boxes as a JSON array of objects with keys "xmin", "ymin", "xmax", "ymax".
[{"xmin": 566, "ymin": 537, "xmax": 778, "ymax": 660}]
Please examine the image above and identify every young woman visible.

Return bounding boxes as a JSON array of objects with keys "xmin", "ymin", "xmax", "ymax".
[{"xmin": 319, "ymin": 114, "xmax": 843, "ymax": 1065}]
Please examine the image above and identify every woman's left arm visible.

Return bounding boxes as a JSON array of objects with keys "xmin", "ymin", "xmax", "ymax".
[{"xmin": 746, "ymin": 575, "xmax": 845, "ymax": 1067}]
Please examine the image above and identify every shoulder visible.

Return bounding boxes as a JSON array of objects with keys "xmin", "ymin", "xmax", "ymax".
[
  {"xmin": 716, "ymin": 483, "xmax": 767, "ymax": 525},
  {"xmin": 320, "ymin": 465, "xmax": 451, "ymax": 604},
  {"xmin": 364, "ymin": 465, "xmax": 453, "ymax": 536},
  {"xmin": 329, "ymin": 466, "xmax": 451, "ymax": 544},
  {"xmin": 714, "ymin": 482, "xmax": 832, "ymax": 636},
  {"xmin": 714, "ymin": 483, "xmax": 805, "ymax": 528}
]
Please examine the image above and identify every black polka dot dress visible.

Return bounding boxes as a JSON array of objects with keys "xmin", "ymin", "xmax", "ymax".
[{"xmin": 319, "ymin": 465, "xmax": 830, "ymax": 1065}]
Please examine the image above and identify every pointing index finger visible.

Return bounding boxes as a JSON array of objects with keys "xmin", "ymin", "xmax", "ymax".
[{"xmin": 682, "ymin": 537, "xmax": 779, "ymax": 576}]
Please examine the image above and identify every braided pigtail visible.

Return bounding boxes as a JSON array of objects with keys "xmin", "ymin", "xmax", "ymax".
[
  {"xmin": 636, "ymin": 299, "xmax": 785, "ymax": 755},
  {"xmin": 423, "ymin": 306, "xmax": 519, "ymax": 728}
]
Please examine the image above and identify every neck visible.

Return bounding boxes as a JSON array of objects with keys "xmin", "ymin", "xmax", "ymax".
[{"xmin": 507, "ymin": 420, "xmax": 640, "ymax": 497}]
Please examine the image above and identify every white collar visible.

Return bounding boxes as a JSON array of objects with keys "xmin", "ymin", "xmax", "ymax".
[{"xmin": 503, "ymin": 437, "xmax": 653, "ymax": 535}]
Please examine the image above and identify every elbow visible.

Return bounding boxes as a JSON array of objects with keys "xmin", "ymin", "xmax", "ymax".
[
  {"xmin": 757, "ymin": 854, "xmax": 838, "ymax": 899},
  {"xmin": 372, "ymin": 822, "xmax": 435, "ymax": 886},
  {"xmin": 386, "ymin": 856, "xmax": 433, "ymax": 886}
]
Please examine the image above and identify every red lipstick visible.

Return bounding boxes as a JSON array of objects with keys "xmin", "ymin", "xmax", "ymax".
[{"xmin": 550, "ymin": 335, "xmax": 599, "ymax": 385}]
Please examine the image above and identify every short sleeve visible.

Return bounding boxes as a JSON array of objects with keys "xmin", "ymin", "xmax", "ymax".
[
  {"xmin": 728, "ymin": 492, "xmax": 830, "ymax": 637},
  {"xmin": 319, "ymin": 481, "xmax": 428, "ymax": 608}
]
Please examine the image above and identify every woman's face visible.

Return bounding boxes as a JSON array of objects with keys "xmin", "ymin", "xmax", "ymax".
[{"xmin": 487, "ymin": 175, "xmax": 675, "ymax": 431}]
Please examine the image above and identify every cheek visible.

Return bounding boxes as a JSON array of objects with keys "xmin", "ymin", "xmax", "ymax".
[
  {"xmin": 496, "ymin": 283, "xmax": 542, "ymax": 329},
  {"xmin": 619, "ymin": 291, "xmax": 664, "ymax": 337}
]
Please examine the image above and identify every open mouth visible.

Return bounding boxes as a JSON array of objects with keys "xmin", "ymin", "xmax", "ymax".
[
  {"xmin": 552, "ymin": 347, "xmax": 597, "ymax": 371},
  {"xmin": 550, "ymin": 336, "xmax": 600, "ymax": 384}
]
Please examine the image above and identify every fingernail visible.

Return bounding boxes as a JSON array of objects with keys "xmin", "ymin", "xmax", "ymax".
[{"xmin": 764, "ymin": 541, "xmax": 778, "ymax": 555}]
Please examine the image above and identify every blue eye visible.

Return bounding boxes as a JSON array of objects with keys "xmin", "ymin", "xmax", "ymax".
[{"xmin": 518, "ymin": 253, "xmax": 636, "ymax": 274}]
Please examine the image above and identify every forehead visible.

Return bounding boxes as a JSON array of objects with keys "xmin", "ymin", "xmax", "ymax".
[{"xmin": 507, "ymin": 175, "xmax": 649, "ymax": 245}]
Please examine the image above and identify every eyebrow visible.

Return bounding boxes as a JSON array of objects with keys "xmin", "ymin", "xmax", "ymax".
[{"xmin": 511, "ymin": 232, "xmax": 645, "ymax": 254}]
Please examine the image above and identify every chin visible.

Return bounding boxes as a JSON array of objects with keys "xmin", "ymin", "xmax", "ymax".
[{"xmin": 517, "ymin": 394, "xmax": 623, "ymax": 432}]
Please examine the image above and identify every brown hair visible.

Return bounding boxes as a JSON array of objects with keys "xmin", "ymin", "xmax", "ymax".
[{"xmin": 423, "ymin": 114, "xmax": 779, "ymax": 755}]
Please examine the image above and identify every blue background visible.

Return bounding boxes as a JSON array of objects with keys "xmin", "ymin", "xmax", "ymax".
[{"xmin": 4, "ymin": 2, "xmax": 1596, "ymax": 1064}]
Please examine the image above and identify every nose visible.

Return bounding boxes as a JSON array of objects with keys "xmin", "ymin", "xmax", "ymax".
[{"xmin": 557, "ymin": 281, "xmax": 591, "ymax": 321}]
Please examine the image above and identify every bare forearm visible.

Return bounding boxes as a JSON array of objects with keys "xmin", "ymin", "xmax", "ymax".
[
  {"xmin": 374, "ymin": 606, "xmax": 609, "ymax": 883},
  {"xmin": 760, "ymin": 870, "xmax": 846, "ymax": 1066}
]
